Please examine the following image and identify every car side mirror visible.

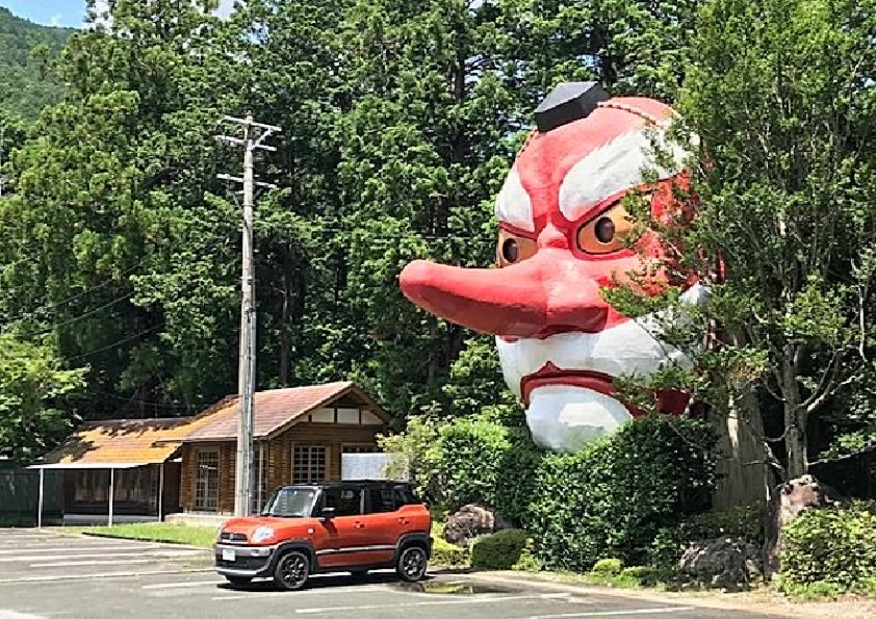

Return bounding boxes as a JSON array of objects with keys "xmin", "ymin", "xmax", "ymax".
[{"xmin": 320, "ymin": 506, "xmax": 336, "ymax": 520}]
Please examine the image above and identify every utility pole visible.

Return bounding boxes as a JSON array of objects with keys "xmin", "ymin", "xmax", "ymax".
[{"xmin": 216, "ymin": 114, "xmax": 280, "ymax": 517}]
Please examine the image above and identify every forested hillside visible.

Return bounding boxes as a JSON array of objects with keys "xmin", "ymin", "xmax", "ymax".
[
  {"xmin": 0, "ymin": 8, "xmax": 72, "ymax": 121},
  {"xmin": 0, "ymin": 0, "xmax": 873, "ymax": 496}
]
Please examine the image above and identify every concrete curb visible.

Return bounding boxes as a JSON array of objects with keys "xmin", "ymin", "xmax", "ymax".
[{"xmin": 462, "ymin": 572, "xmax": 796, "ymax": 618}]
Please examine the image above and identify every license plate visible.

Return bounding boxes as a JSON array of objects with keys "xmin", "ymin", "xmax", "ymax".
[{"xmin": 222, "ymin": 548, "xmax": 235, "ymax": 562}]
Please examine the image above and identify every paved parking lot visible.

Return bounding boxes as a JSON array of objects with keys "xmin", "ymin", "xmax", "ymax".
[{"xmin": 0, "ymin": 529, "xmax": 778, "ymax": 619}]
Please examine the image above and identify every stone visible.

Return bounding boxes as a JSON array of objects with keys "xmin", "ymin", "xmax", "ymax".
[
  {"xmin": 764, "ymin": 474, "xmax": 842, "ymax": 579},
  {"xmin": 679, "ymin": 536, "xmax": 762, "ymax": 591},
  {"xmin": 443, "ymin": 503, "xmax": 512, "ymax": 547}
]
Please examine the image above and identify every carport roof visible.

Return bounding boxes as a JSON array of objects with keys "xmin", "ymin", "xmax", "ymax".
[{"xmin": 34, "ymin": 415, "xmax": 218, "ymax": 468}]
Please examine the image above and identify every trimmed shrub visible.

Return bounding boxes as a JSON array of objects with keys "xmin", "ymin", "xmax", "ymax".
[
  {"xmin": 528, "ymin": 416, "xmax": 716, "ymax": 572},
  {"xmin": 438, "ymin": 417, "xmax": 513, "ymax": 513},
  {"xmin": 592, "ymin": 558, "xmax": 624, "ymax": 576},
  {"xmin": 649, "ymin": 502, "xmax": 767, "ymax": 572},
  {"xmin": 778, "ymin": 500, "xmax": 876, "ymax": 593},
  {"xmin": 620, "ymin": 565, "xmax": 659, "ymax": 586},
  {"xmin": 432, "ymin": 536, "xmax": 470, "ymax": 568},
  {"xmin": 471, "ymin": 529, "xmax": 528, "ymax": 570}
]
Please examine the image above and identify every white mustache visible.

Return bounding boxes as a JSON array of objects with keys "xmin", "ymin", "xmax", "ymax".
[{"xmin": 496, "ymin": 284, "xmax": 707, "ymax": 398}]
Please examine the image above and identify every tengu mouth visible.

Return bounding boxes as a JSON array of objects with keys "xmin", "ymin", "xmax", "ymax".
[{"xmin": 520, "ymin": 362, "xmax": 615, "ymax": 407}]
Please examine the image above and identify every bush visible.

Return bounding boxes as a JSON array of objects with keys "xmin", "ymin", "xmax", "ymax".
[
  {"xmin": 592, "ymin": 558, "xmax": 624, "ymax": 576},
  {"xmin": 432, "ymin": 536, "xmax": 470, "ymax": 568},
  {"xmin": 620, "ymin": 565, "xmax": 659, "ymax": 586},
  {"xmin": 778, "ymin": 501, "xmax": 876, "ymax": 594},
  {"xmin": 382, "ymin": 411, "xmax": 542, "ymax": 525},
  {"xmin": 649, "ymin": 502, "xmax": 766, "ymax": 572},
  {"xmin": 527, "ymin": 416, "xmax": 716, "ymax": 572},
  {"xmin": 471, "ymin": 529, "xmax": 528, "ymax": 570}
]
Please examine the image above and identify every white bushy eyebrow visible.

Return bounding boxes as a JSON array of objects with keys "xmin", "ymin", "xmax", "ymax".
[
  {"xmin": 558, "ymin": 130, "xmax": 689, "ymax": 222},
  {"xmin": 495, "ymin": 166, "xmax": 535, "ymax": 232}
]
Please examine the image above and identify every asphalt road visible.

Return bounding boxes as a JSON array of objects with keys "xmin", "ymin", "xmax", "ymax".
[{"xmin": 0, "ymin": 529, "xmax": 779, "ymax": 619}]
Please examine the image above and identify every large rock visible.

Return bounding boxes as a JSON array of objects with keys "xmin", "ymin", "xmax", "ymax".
[
  {"xmin": 679, "ymin": 536, "xmax": 762, "ymax": 591},
  {"xmin": 443, "ymin": 504, "xmax": 512, "ymax": 546},
  {"xmin": 764, "ymin": 474, "xmax": 842, "ymax": 579}
]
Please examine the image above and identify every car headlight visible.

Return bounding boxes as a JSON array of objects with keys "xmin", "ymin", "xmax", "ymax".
[{"xmin": 251, "ymin": 526, "xmax": 275, "ymax": 544}]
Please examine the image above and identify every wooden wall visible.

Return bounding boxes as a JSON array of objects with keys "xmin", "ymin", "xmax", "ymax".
[{"xmin": 178, "ymin": 421, "xmax": 385, "ymax": 514}]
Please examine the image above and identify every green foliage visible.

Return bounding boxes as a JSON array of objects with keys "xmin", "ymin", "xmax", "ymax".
[
  {"xmin": 82, "ymin": 523, "xmax": 217, "ymax": 548},
  {"xmin": 430, "ymin": 522, "xmax": 471, "ymax": 568},
  {"xmin": 380, "ymin": 410, "xmax": 541, "ymax": 524},
  {"xmin": 778, "ymin": 501, "xmax": 876, "ymax": 594},
  {"xmin": 591, "ymin": 558, "xmax": 624, "ymax": 576},
  {"xmin": 620, "ymin": 565, "xmax": 659, "ymax": 586},
  {"xmin": 775, "ymin": 579, "xmax": 844, "ymax": 601},
  {"xmin": 471, "ymin": 529, "xmax": 528, "ymax": 571},
  {"xmin": 648, "ymin": 503, "xmax": 766, "ymax": 572},
  {"xmin": 0, "ymin": 335, "xmax": 86, "ymax": 464},
  {"xmin": 528, "ymin": 416, "xmax": 716, "ymax": 571},
  {"xmin": 511, "ymin": 537, "xmax": 542, "ymax": 572},
  {"xmin": 0, "ymin": 8, "xmax": 71, "ymax": 120}
]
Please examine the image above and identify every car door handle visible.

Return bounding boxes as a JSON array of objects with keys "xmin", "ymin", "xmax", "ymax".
[
  {"xmin": 354, "ymin": 522, "xmax": 366, "ymax": 529},
  {"xmin": 398, "ymin": 517, "xmax": 410, "ymax": 525}
]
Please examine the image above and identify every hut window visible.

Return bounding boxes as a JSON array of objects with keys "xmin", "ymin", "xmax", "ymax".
[
  {"xmin": 194, "ymin": 451, "xmax": 219, "ymax": 512},
  {"xmin": 292, "ymin": 445, "xmax": 327, "ymax": 484}
]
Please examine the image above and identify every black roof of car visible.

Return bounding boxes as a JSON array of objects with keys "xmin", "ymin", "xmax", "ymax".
[{"xmin": 277, "ymin": 480, "xmax": 412, "ymax": 490}]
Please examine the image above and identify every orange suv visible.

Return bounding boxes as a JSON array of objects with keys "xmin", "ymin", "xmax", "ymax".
[{"xmin": 214, "ymin": 480, "xmax": 432, "ymax": 590}]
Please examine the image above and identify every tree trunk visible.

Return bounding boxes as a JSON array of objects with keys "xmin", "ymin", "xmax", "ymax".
[
  {"xmin": 712, "ymin": 387, "xmax": 771, "ymax": 509},
  {"xmin": 781, "ymin": 356, "xmax": 808, "ymax": 478}
]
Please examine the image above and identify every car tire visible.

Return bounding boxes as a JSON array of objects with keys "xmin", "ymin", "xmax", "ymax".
[
  {"xmin": 274, "ymin": 550, "xmax": 310, "ymax": 591},
  {"xmin": 224, "ymin": 575, "xmax": 252, "ymax": 589},
  {"xmin": 396, "ymin": 546, "xmax": 428, "ymax": 582}
]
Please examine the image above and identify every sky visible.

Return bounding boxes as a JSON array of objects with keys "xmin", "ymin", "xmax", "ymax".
[{"xmin": 0, "ymin": 0, "xmax": 238, "ymax": 28}]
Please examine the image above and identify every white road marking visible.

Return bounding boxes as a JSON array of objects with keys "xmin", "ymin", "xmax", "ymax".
[
  {"xmin": 0, "ymin": 545, "xmax": 164, "ymax": 556},
  {"xmin": 289, "ymin": 593, "xmax": 571, "ymax": 614},
  {"xmin": 0, "ymin": 550, "xmax": 199, "ymax": 563},
  {"xmin": 525, "ymin": 607, "xmax": 696, "ymax": 619},
  {"xmin": 30, "ymin": 558, "xmax": 192, "ymax": 568},
  {"xmin": 0, "ymin": 568, "xmax": 213, "ymax": 584},
  {"xmin": 0, "ymin": 611, "xmax": 49, "ymax": 619},
  {"xmin": 142, "ymin": 580, "xmax": 223, "ymax": 590}
]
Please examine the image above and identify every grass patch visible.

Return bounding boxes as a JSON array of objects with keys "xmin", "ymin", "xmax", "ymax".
[{"xmin": 81, "ymin": 523, "xmax": 217, "ymax": 548}]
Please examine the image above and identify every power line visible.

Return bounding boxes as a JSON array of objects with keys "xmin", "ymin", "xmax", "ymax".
[
  {"xmin": 1, "ymin": 260, "xmax": 144, "ymax": 325},
  {"xmin": 11, "ymin": 291, "xmax": 135, "ymax": 339},
  {"xmin": 65, "ymin": 322, "xmax": 165, "ymax": 362}
]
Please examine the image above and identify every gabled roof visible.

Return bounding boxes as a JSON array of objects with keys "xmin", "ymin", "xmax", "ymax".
[
  {"xmin": 37, "ymin": 414, "xmax": 216, "ymax": 468},
  {"xmin": 183, "ymin": 381, "xmax": 388, "ymax": 443}
]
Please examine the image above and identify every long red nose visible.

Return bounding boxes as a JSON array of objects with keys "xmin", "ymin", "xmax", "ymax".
[{"xmin": 399, "ymin": 248, "xmax": 630, "ymax": 338}]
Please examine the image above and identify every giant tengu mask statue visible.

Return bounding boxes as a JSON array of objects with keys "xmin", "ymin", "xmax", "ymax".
[{"xmin": 400, "ymin": 82, "xmax": 705, "ymax": 453}]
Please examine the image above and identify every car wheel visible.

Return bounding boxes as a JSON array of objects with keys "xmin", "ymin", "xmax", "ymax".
[
  {"xmin": 274, "ymin": 550, "xmax": 310, "ymax": 591},
  {"xmin": 396, "ymin": 546, "xmax": 428, "ymax": 582},
  {"xmin": 224, "ymin": 575, "xmax": 251, "ymax": 589}
]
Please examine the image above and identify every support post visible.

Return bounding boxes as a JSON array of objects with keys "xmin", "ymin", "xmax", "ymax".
[
  {"xmin": 108, "ymin": 468, "xmax": 115, "ymax": 527},
  {"xmin": 216, "ymin": 114, "xmax": 280, "ymax": 517},
  {"xmin": 37, "ymin": 468, "xmax": 45, "ymax": 529},
  {"xmin": 158, "ymin": 462, "xmax": 165, "ymax": 522}
]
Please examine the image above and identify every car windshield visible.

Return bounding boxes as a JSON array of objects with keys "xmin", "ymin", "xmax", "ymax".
[{"xmin": 261, "ymin": 487, "xmax": 317, "ymax": 517}]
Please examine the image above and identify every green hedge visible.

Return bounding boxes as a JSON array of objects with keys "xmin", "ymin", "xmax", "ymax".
[
  {"xmin": 527, "ymin": 416, "xmax": 716, "ymax": 571},
  {"xmin": 649, "ymin": 502, "xmax": 766, "ymax": 571},
  {"xmin": 471, "ymin": 529, "xmax": 528, "ymax": 570},
  {"xmin": 778, "ymin": 501, "xmax": 876, "ymax": 594}
]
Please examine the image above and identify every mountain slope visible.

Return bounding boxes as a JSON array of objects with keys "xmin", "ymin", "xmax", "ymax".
[{"xmin": 0, "ymin": 7, "xmax": 74, "ymax": 121}]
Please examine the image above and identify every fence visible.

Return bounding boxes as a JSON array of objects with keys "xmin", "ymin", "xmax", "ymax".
[{"xmin": 0, "ymin": 469, "xmax": 63, "ymax": 523}]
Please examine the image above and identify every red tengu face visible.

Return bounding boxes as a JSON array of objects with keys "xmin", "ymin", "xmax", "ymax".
[{"xmin": 400, "ymin": 95, "xmax": 703, "ymax": 453}]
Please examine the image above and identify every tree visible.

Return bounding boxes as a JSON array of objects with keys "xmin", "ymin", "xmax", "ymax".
[
  {"xmin": 0, "ymin": 335, "xmax": 86, "ymax": 465},
  {"xmin": 612, "ymin": 0, "xmax": 876, "ymax": 488}
]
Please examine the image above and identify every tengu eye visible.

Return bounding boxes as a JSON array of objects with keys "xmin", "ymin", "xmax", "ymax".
[
  {"xmin": 502, "ymin": 238, "xmax": 519, "ymax": 263},
  {"xmin": 594, "ymin": 217, "xmax": 615, "ymax": 244},
  {"xmin": 576, "ymin": 202, "xmax": 636, "ymax": 255},
  {"xmin": 496, "ymin": 231, "xmax": 536, "ymax": 267}
]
